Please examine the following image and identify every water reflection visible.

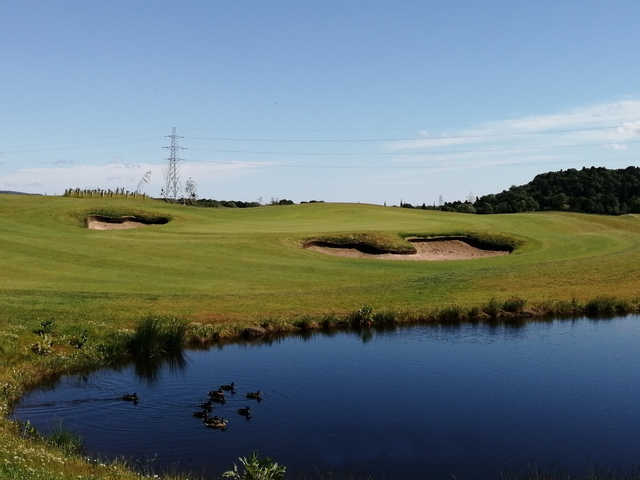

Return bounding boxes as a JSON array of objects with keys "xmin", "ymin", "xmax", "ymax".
[{"xmin": 131, "ymin": 350, "xmax": 187, "ymax": 383}]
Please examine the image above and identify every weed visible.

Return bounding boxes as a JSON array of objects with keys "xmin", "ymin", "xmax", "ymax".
[
  {"xmin": 34, "ymin": 319, "xmax": 56, "ymax": 336},
  {"xmin": 47, "ymin": 421, "xmax": 85, "ymax": 456},
  {"xmin": 19, "ymin": 420, "xmax": 38, "ymax": 440},
  {"xmin": 349, "ymin": 305, "xmax": 375, "ymax": 327},
  {"xmin": 585, "ymin": 297, "xmax": 620, "ymax": 316},
  {"xmin": 468, "ymin": 305, "xmax": 482, "ymax": 319},
  {"xmin": 438, "ymin": 305, "xmax": 465, "ymax": 323},
  {"xmin": 319, "ymin": 314, "xmax": 339, "ymax": 330},
  {"xmin": 223, "ymin": 452, "xmax": 287, "ymax": 480},
  {"xmin": 30, "ymin": 334, "xmax": 53, "ymax": 355},
  {"xmin": 372, "ymin": 310, "xmax": 397, "ymax": 326},
  {"xmin": 483, "ymin": 298, "xmax": 501, "ymax": 319},
  {"xmin": 68, "ymin": 330, "xmax": 88, "ymax": 349},
  {"xmin": 294, "ymin": 316, "xmax": 314, "ymax": 330}
]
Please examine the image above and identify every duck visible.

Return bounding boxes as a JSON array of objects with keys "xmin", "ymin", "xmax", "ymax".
[
  {"xmin": 209, "ymin": 390, "xmax": 226, "ymax": 403},
  {"xmin": 246, "ymin": 390, "xmax": 262, "ymax": 401},
  {"xmin": 199, "ymin": 401, "xmax": 213, "ymax": 411},
  {"xmin": 204, "ymin": 416, "xmax": 228, "ymax": 430},
  {"xmin": 193, "ymin": 410, "xmax": 208, "ymax": 419},
  {"xmin": 237, "ymin": 406, "xmax": 251, "ymax": 418},
  {"xmin": 220, "ymin": 382, "xmax": 235, "ymax": 392},
  {"xmin": 121, "ymin": 393, "xmax": 138, "ymax": 403}
]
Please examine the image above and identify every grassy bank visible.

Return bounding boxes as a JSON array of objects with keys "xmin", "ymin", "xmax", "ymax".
[
  {"xmin": 3, "ymin": 194, "xmax": 640, "ymax": 479},
  {"xmin": 3, "ymin": 297, "xmax": 640, "ymax": 480}
]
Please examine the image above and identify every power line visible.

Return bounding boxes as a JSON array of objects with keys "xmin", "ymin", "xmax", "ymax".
[
  {"xmin": 2, "ymin": 138, "xmax": 159, "ymax": 154},
  {"xmin": 185, "ymin": 138, "xmax": 640, "ymax": 157},
  {"xmin": 185, "ymin": 123, "xmax": 633, "ymax": 143},
  {"xmin": 178, "ymin": 157, "xmax": 603, "ymax": 170},
  {"xmin": 2, "ymin": 122, "xmax": 636, "ymax": 153}
]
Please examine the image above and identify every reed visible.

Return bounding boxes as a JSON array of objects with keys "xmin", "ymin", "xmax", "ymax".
[{"xmin": 128, "ymin": 316, "xmax": 187, "ymax": 359}]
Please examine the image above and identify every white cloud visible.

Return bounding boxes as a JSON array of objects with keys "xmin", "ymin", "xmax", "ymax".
[
  {"xmin": 607, "ymin": 143, "xmax": 628, "ymax": 151},
  {"xmin": 389, "ymin": 100, "xmax": 640, "ymax": 152},
  {"xmin": 0, "ymin": 161, "xmax": 272, "ymax": 195}
]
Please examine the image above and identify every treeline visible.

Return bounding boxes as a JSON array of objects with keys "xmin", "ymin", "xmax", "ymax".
[
  {"xmin": 63, "ymin": 188, "xmax": 148, "ymax": 199},
  {"xmin": 399, "ymin": 201, "xmax": 440, "ymax": 211},
  {"xmin": 62, "ymin": 190, "xmax": 319, "ymax": 208},
  {"xmin": 192, "ymin": 199, "xmax": 262, "ymax": 208},
  {"xmin": 188, "ymin": 198, "xmax": 300, "ymax": 208},
  {"xmin": 440, "ymin": 167, "xmax": 640, "ymax": 215}
]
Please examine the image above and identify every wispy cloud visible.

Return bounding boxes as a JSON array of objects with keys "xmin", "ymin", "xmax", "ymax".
[
  {"xmin": 389, "ymin": 100, "xmax": 640, "ymax": 152},
  {"xmin": 0, "ymin": 161, "xmax": 272, "ymax": 195},
  {"xmin": 607, "ymin": 143, "xmax": 629, "ymax": 151}
]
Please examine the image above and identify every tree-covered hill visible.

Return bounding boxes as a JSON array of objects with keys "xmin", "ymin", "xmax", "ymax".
[{"xmin": 442, "ymin": 166, "xmax": 640, "ymax": 215}]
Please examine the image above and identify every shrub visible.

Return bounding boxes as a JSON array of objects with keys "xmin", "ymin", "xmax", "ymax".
[
  {"xmin": 503, "ymin": 297, "xmax": 527, "ymax": 313},
  {"xmin": 349, "ymin": 305, "xmax": 375, "ymax": 327},
  {"xmin": 483, "ymin": 298, "xmax": 501, "ymax": 319},
  {"xmin": 438, "ymin": 305, "xmax": 464, "ymax": 323},
  {"xmin": 294, "ymin": 317, "xmax": 313, "ymax": 330},
  {"xmin": 319, "ymin": 314, "xmax": 339, "ymax": 330},
  {"xmin": 585, "ymin": 297, "xmax": 619, "ymax": 316},
  {"xmin": 223, "ymin": 452, "xmax": 286, "ymax": 480},
  {"xmin": 68, "ymin": 330, "xmax": 88, "ymax": 349},
  {"xmin": 468, "ymin": 306, "xmax": 481, "ymax": 319},
  {"xmin": 34, "ymin": 318, "xmax": 56, "ymax": 336}
]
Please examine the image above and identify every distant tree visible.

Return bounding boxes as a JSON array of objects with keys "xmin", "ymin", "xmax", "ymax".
[
  {"xmin": 439, "ymin": 167, "xmax": 640, "ymax": 216},
  {"xmin": 184, "ymin": 177, "xmax": 198, "ymax": 204}
]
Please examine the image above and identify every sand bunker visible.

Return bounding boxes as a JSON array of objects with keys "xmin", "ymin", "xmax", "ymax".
[
  {"xmin": 86, "ymin": 215, "xmax": 168, "ymax": 231},
  {"xmin": 305, "ymin": 237, "xmax": 510, "ymax": 261}
]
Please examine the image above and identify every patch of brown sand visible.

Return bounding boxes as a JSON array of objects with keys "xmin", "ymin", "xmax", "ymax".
[
  {"xmin": 87, "ymin": 216, "xmax": 147, "ymax": 230},
  {"xmin": 306, "ymin": 239, "xmax": 508, "ymax": 261}
]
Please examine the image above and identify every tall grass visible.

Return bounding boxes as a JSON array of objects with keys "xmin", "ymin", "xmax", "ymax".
[
  {"xmin": 128, "ymin": 316, "xmax": 187, "ymax": 359},
  {"xmin": 45, "ymin": 421, "xmax": 85, "ymax": 456},
  {"xmin": 584, "ymin": 297, "xmax": 633, "ymax": 316}
]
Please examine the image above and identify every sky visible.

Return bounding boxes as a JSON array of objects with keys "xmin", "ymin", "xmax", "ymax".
[{"xmin": 1, "ymin": 0, "xmax": 639, "ymax": 204}]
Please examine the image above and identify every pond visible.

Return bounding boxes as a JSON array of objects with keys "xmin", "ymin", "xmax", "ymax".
[{"xmin": 13, "ymin": 316, "xmax": 640, "ymax": 479}]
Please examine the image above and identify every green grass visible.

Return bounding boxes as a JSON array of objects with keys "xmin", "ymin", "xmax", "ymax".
[
  {"xmin": 304, "ymin": 232, "xmax": 417, "ymax": 254},
  {"xmin": 2, "ymin": 194, "xmax": 640, "ymax": 479},
  {"xmin": 2, "ymin": 194, "xmax": 640, "ymax": 326}
]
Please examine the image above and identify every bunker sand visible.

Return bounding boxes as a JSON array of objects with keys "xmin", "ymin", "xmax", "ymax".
[
  {"xmin": 306, "ymin": 239, "xmax": 509, "ymax": 261},
  {"xmin": 87, "ymin": 216, "xmax": 148, "ymax": 230}
]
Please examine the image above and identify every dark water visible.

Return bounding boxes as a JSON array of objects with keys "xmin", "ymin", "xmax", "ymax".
[{"xmin": 14, "ymin": 317, "xmax": 640, "ymax": 479}]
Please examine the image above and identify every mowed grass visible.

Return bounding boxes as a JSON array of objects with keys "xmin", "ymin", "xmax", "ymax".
[{"xmin": 2, "ymin": 193, "xmax": 640, "ymax": 328}]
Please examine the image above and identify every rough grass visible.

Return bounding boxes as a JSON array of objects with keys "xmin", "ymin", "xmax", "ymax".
[
  {"xmin": 304, "ymin": 232, "xmax": 416, "ymax": 254},
  {"xmin": 3, "ymin": 195, "xmax": 640, "ymax": 479}
]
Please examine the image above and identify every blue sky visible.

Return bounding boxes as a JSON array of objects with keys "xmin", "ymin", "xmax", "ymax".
[{"xmin": 1, "ymin": 1, "xmax": 639, "ymax": 204}]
